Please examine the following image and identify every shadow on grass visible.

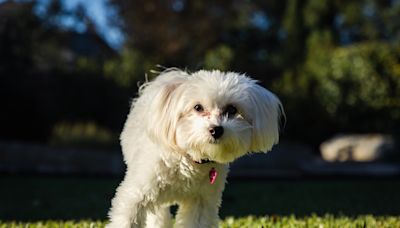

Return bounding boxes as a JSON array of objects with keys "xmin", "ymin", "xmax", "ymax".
[{"xmin": 1, "ymin": 176, "xmax": 400, "ymax": 221}]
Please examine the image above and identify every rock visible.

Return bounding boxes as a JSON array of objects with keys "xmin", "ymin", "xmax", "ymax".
[{"xmin": 320, "ymin": 134, "xmax": 396, "ymax": 162}]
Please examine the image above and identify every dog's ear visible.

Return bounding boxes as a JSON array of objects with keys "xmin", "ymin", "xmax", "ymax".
[
  {"xmin": 247, "ymin": 84, "xmax": 284, "ymax": 152},
  {"xmin": 146, "ymin": 70, "xmax": 187, "ymax": 149}
]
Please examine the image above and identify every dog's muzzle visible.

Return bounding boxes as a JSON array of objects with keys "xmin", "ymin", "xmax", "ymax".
[{"xmin": 209, "ymin": 126, "xmax": 224, "ymax": 139}]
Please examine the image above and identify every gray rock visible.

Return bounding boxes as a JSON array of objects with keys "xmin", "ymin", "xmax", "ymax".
[{"xmin": 320, "ymin": 134, "xmax": 396, "ymax": 162}]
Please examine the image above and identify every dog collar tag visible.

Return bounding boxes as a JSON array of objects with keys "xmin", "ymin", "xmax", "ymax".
[{"xmin": 209, "ymin": 167, "xmax": 217, "ymax": 184}]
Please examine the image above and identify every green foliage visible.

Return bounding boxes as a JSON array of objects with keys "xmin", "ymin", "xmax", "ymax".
[
  {"xmin": 0, "ymin": 1, "xmax": 132, "ymax": 144},
  {"xmin": 2, "ymin": 0, "xmax": 400, "ymax": 146},
  {"xmin": 270, "ymin": 0, "xmax": 400, "ymax": 143},
  {"xmin": 0, "ymin": 1, "xmax": 40, "ymax": 72},
  {"xmin": 314, "ymin": 42, "xmax": 400, "ymax": 116},
  {"xmin": 278, "ymin": 41, "xmax": 400, "ymax": 121},
  {"xmin": 204, "ymin": 44, "xmax": 234, "ymax": 71},
  {"xmin": 104, "ymin": 49, "xmax": 144, "ymax": 88},
  {"xmin": 303, "ymin": 0, "xmax": 332, "ymax": 29},
  {"xmin": 2, "ymin": 216, "xmax": 400, "ymax": 228},
  {"xmin": 107, "ymin": 0, "xmax": 400, "ymax": 145},
  {"xmin": 275, "ymin": 40, "xmax": 400, "ymax": 142},
  {"xmin": 76, "ymin": 57, "xmax": 100, "ymax": 74},
  {"xmin": 50, "ymin": 122, "xmax": 118, "ymax": 149}
]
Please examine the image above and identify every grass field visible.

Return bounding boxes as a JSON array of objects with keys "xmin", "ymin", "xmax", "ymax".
[
  {"xmin": 1, "ymin": 176, "xmax": 400, "ymax": 226},
  {"xmin": 1, "ymin": 215, "xmax": 400, "ymax": 227}
]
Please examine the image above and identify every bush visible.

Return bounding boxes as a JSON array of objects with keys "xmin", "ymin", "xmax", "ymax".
[
  {"xmin": 50, "ymin": 122, "xmax": 118, "ymax": 149},
  {"xmin": 275, "ymin": 40, "xmax": 400, "ymax": 144}
]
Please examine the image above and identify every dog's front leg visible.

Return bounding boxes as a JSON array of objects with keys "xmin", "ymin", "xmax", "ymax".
[
  {"xmin": 175, "ymin": 198, "xmax": 220, "ymax": 228},
  {"xmin": 145, "ymin": 205, "xmax": 173, "ymax": 228},
  {"xmin": 107, "ymin": 177, "xmax": 149, "ymax": 228}
]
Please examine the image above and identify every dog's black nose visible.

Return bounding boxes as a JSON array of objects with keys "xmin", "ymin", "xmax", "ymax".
[{"xmin": 209, "ymin": 126, "xmax": 224, "ymax": 139}]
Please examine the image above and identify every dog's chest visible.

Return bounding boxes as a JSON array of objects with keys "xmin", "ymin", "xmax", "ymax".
[{"xmin": 154, "ymin": 161, "xmax": 226, "ymax": 202}]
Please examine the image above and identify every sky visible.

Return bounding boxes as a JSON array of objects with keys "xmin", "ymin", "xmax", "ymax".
[
  {"xmin": 0, "ymin": 0, "xmax": 125, "ymax": 49},
  {"xmin": 48, "ymin": 0, "xmax": 125, "ymax": 50},
  {"xmin": 60, "ymin": 0, "xmax": 125, "ymax": 50},
  {"xmin": 1, "ymin": 0, "xmax": 271, "ymax": 50}
]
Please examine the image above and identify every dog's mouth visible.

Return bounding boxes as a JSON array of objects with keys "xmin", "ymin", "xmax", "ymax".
[
  {"xmin": 186, "ymin": 153, "xmax": 217, "ymax": 164},
  {"xmin": 185, "ymin": 140, "xmax": 237, "ymax": 164},
  {"xmin": 194, "ymin": 158, "xmax": 215, "ymax": 164},
  {"xmin": 209, "ymin": 139, "xmax": 220, "ymax": 144}
]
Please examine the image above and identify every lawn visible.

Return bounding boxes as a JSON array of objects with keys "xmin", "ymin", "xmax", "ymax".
[
  {"xmin": 2, "ymin": 215, "xmax": 400, "ymax": 227},
  {"xmin": 1, "ymin": 176, "xmax": 400, "ymax": 225}
]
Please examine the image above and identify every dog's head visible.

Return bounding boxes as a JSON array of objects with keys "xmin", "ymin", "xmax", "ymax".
[{"xmin": 145, "ymin": 69, "xmax": 283, "ymax": 164}]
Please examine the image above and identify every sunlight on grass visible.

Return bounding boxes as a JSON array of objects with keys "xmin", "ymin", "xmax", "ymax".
[{"xmin": 1, "ymin": 216, "xmax": 400, "ymax": 228}]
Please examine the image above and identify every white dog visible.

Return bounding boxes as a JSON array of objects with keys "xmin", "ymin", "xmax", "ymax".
[{"xmin": 107, "ymin": 69, "xmax": 283, "ymax": 228}]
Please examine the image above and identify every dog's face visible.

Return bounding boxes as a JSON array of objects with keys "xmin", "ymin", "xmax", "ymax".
[{"xmin": 146, "ymin": 70, "xmax": 282, "ymax": 164}]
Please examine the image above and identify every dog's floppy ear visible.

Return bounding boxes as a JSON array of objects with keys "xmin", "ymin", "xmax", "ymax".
[
  {"xmin": 145, "ymin": 70, "xmax": 187, "ymax": 149},
  {"xmin": 247, "ymin": 84, "xmax": 283, "ymax": 152}
]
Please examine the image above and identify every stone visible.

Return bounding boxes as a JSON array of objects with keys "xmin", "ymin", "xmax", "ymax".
[{"xmin": 320, "ymin": 134, "xmax": 396, "ymax": 162}]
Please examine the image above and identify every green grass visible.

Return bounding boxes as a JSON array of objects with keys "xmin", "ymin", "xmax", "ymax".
[
  {"xmin": 1, "ymin": 215, "xmax": 400, "ymax": 227},
  {"xmin": 220, "ymin": 215, "xmax": 400, "ymax": 227}
]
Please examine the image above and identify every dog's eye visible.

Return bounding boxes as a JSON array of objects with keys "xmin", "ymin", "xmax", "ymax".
[
  {"xmin": 224, "ymin": 105, "xmax": 237, "ymax": 117},
  {"xmin": 194, "ymin": 104, "xmax": 204, "ymax": 112}
]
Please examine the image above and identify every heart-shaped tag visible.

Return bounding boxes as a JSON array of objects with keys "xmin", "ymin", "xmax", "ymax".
[{"xmin": 209, "ymin": 167, "xmax": 217, "ymax": 184}]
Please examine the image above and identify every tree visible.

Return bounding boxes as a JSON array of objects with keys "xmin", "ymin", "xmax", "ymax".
[{"xmin": 0, "ymin": 1, "xmax": 127, "ymax": 144}]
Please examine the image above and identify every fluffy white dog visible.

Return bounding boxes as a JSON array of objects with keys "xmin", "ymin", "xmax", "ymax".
[{"xmin": 107, "ymin": 69, "xmax": 283, "ymax": 228}]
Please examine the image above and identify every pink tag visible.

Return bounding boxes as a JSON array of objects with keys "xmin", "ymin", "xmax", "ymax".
[{"xmin": 209, "ymin": 167, "xmax": 217, "ymax": 184}]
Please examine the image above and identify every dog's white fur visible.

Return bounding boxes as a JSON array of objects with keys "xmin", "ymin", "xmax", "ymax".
[{"xmin": 107, "ymin": 69, "xmax": 283, "ymax": 228}]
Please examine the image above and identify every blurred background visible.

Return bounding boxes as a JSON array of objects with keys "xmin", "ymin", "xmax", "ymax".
[{"xmin": 0, "ymin": 0, "xmax": 400, "ymax": 221}]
